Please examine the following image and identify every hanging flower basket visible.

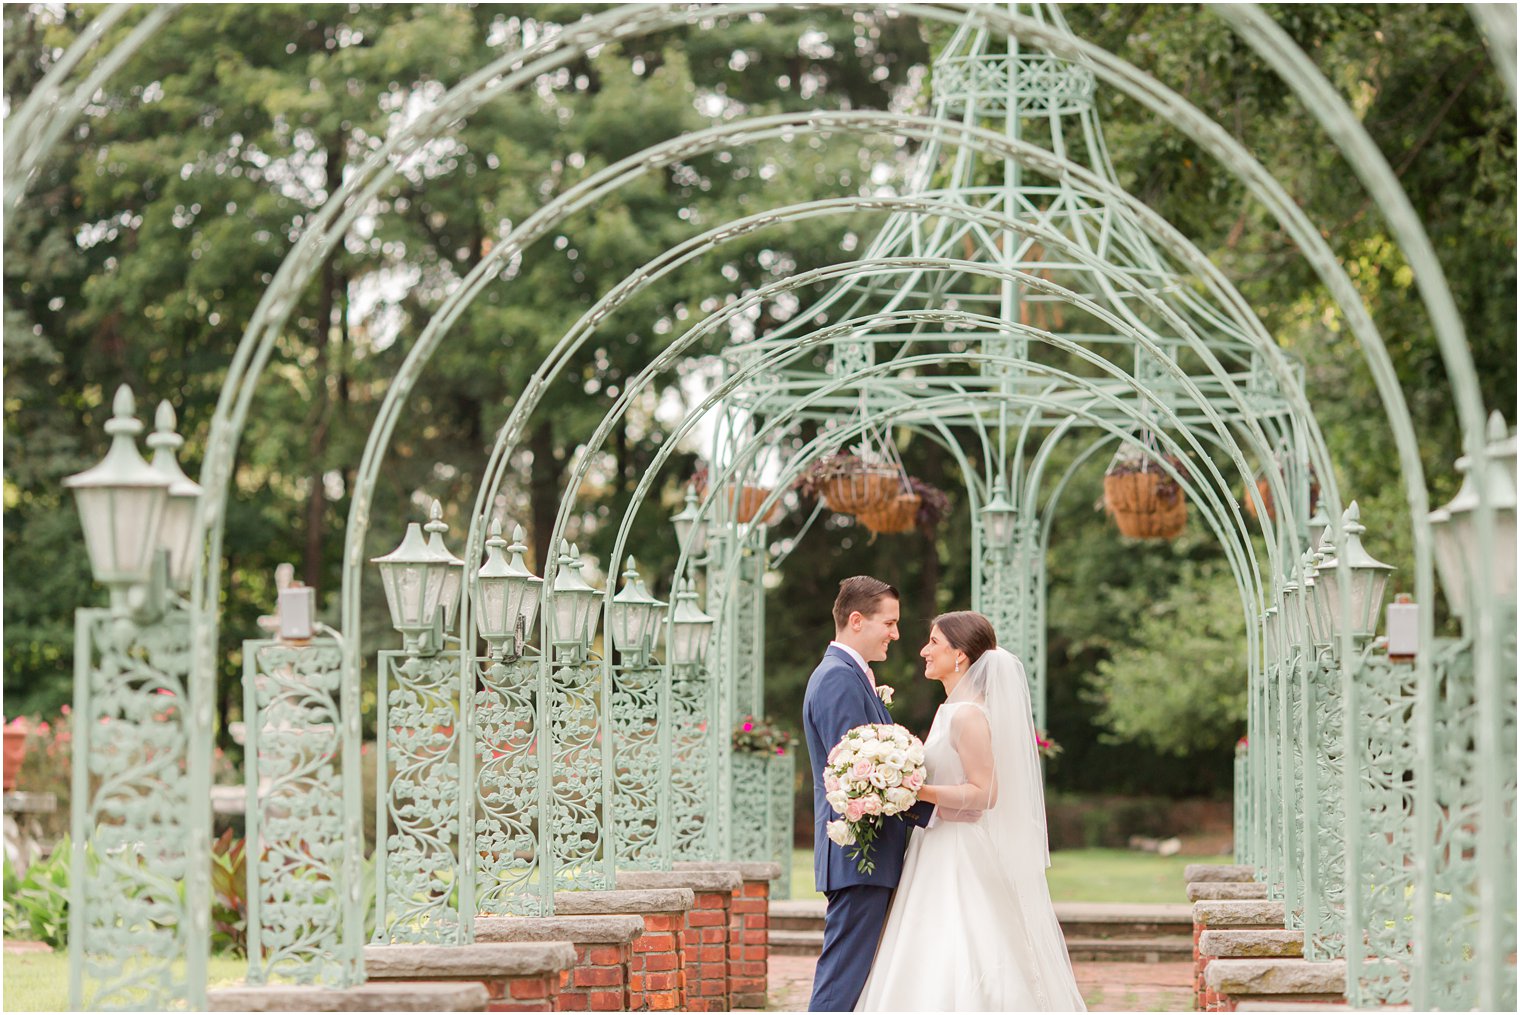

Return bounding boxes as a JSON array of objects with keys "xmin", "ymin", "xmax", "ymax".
[
  {"xmin": 857, "ymin": 492, "xmax": 922, "ymax": 535},
  {"xmin": 1243, "ymin": 470, "xmax": 1319, "ymax": 525},
  {"xmin": 1103, "ymin": 445, "xmax": 1187, "ymax": 540},
  {"xmin": 797, "ymin": 453, "xmax": 900, "ymax": 517},
  {"xmin": 727, "ymin": 484, "xmax": 781, "ymax": 525}
]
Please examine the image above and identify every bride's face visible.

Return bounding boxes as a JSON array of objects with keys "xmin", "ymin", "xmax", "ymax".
[{"xmin": 920, "ymin": 625, "xmax": 965, "ymax": 683}]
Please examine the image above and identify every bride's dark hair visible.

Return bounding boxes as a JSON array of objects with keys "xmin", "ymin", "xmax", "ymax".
[{"xmin": 931, "ymin": 611, "xmax": 997, "ymax": 665}]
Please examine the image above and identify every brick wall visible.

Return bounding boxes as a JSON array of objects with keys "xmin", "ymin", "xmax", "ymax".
[
  {"xmin": 627, "ymin": 911, "xmax": 685, "ymax": 1011},
  {"xmin": 727, "ymin": 876, "xmax": 770, "ymax": 1008}
]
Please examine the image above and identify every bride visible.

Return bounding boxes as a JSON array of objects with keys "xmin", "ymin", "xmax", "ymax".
[{"xmin": 857, "ymin": 611, "xmax": 1086, "ymax": 1012}]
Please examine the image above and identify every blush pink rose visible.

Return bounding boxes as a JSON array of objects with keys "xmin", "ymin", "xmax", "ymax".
[
  {"xmin": 903, "ymin": 769, "xmax": 924, "ymax": 791},
  {"xmin": 824, "ymin": 773, "xmax": 841, "ymax": 793},
  {"xmin": 844, "ymin": 799, "xmax": 867, "ymax": 822},
  {"xmin": 850, "ymin": 759, "xmax": 873, "ymax": 780},
  {"xmin": 859, "ymin": 796, "xmax": 883, "ymax": 816}
]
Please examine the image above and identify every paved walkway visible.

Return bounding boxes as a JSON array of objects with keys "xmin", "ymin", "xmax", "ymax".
[{"xmin": 761, "ymin": 954, "xmax": 1194, "ymax": 1012}]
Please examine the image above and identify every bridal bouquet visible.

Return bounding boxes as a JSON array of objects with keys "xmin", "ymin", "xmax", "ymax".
[{"xmin": 823, "ymin": 723, "xmax": 927, "ymax": 874}]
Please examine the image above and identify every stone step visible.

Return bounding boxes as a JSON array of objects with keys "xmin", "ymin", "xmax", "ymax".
[
  {"xmin": 772, "ymin": 899, "xmax": 1192, "ymax": 939},
  {"xmin": 1064, "ymin": 936, "xmax": 1195, "ymax": 963},
  {"xmin": 208, "ymin": 983, "xmax": 489, "ymax": 1012},
  {"xmin": 1188, "ymin": 880, "xmax": 1269, "ymax": 901},
  {"xmin": 770, "ymin": 929, "xmax": 825, "ymax": 956},
  {"xmin": 1199, "ymin": 929, "xmax": 1305, "ymax": 959}
]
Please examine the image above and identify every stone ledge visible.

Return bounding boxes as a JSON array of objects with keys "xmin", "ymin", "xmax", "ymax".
[
  {"xmin": 616, "ymin": 870, "xmax": 743, "ymax": 893},
  {"xmin": 1184, "ymin": 863, "xmax": 1259, "ymax": 883},
  {"xmin": 363, "ymin": 942, "xmax": 576, "ymax": 978},
  {"xmin": 1193, "ymin": 900, "xmax": 1287, "ymax": 928},
  {"xmin": 1234, "ymin": 1004, "xmax": 1362, "ymax": 1012},
  {"xmin": 1188, "ymin": 881, "xmax": 1270, "ymax": 901},
  {"xmin": 553, "ymin": 888, "xmax": 695, "ymax": 916},
  {"xmin": 1204, "ymin": 958, "xmax": 1347, "ymax": 997},
  {"xmin": 208, "ymin": 982, "xmax": 489, "ymax": 1012},
  {"xmin": 674, "ymin": 860, "xmax": 783, "ymax": 882},
  {"xmin": 1199, "ymin": 929, "xmax": 1305, "ymax": 958},
  {"xmin": 475, "ymin": 914, "xmax": 645, "ymax": 945}
]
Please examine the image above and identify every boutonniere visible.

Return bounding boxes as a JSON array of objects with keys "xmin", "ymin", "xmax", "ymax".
[{"xmin": 874, "ymin": 684, "xmax": 895, "ymax": 707}]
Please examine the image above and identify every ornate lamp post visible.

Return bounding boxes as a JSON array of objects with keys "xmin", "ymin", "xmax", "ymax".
[
  {"xmin": 671, "ymin": 485, "xmax": 709, "ymax": 560},
  {"xmin": 979, "ymin": 479, "xmax": 1017, "ymax": 549},
  {"xmin": 475, "ymin": 520, "xmax": 542, "ymax": 659},
  {"xmin": 1314, "ymin": 503, "xmax": 1395, "ymax": 643},
  {"xmin": 1430, "ymin": 413, "xmax": 1518, "ymax": 620},
  {"xmin": 424, "ymin": 502, "xmax": 466, "ymax": 633},
  {"xmin": 669, "ymin": 579, "xmax": 716, "ymax": 666},
  {"xmin": 371, "ymin": 511, "xmax": 454, "ymax": 655},
  {"xmin": 1306, "ymin": 503, "xmax": 1331, "ymax": 553},
  {"xmin": 64, "ymin": 385, "xmax": 174, "ymax": 616},
  {"xmin": 145, "ymin": 401, "xmax": 204, "ymax": 594},
  {"xmin": 65, "ymin": 384, "xmax": 208, "ymax": 1010},
  {"xmin": 610, "ymin": 559, "xmax": 665, "ymax": 667},
  {"xmin": 550, "ymin": 541, "xmax": 600, "ymax": 661}
]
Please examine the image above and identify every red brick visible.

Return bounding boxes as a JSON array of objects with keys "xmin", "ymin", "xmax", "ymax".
[
  {"xmin": 645, "ymin": 992, "xmax": 678, "ymax": 1011},
  {"xmin": 572, "ymin": 967, "xmax": 623, "ymax": 989},
  {"xmin": 555, "ymin": 993, "xmax": 589, "ymax": 1011},
  {"xmin": 633, "ymin": 932, "xmax": 677, "ymax": 953},
  {"xmin": 744, "ymin": 913, "xmax": 768, "ymax": 929},
  {"xmin": 699, "ymin": 980, "xmax": 726, "ymax": 995},
  {"xmin": 584, "ymin": 944, "xmax": 626, "ymax": 966},
  {"xmin": 731, "ymin": 899, "xmax": 765, "ymax": 914},
  {"xmin": 589, "ymin": 990, "xmax": 623, "ymax": 1011},
  {"xmin": 742, "ymin": 882, "xmax": 768, "ymax": 897},
  {"xmin": 642, "ymin": 913, "xmax": 682, "ymax": 932},
  {"xmin": 490, "ymin": 1002, "xmax": 555, "ymax": 1013},
  {"xmin": 692, "ymin": 893, "xmax": 729, "ymax": 909},
  {"xmin": 686, "ymin": 910, "xmax": 726, "ymax": 928},
  {"xmin": 643, "ymin": 971, "xmax": 678, "ymax": 991},
  {"xmin": 699, "ymin": 927, "xmax": 726, "ymax": 944},
  {"xmin": 742, "ymin": 945, "xmax": 766, "ymax": 960},
  {"xmin": 640, "ymin": 952, "xmax": 679, "ymax": 972},
  {"xmin": 511, "ymin": 978, "xmax": 552, "ymax": 1000}
]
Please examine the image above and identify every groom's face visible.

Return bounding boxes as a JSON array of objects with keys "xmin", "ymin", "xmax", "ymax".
[{"xmin": 852, "ymin": 598, "xmax": 901, "ymax": 663}]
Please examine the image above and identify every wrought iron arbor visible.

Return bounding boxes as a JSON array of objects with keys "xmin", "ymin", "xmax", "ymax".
[{"xmin": 9, "ymin": 2, "xmax": 1515, "ymax": 1010}]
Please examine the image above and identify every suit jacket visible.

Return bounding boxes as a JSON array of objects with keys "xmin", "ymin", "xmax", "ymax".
[{"xmin": 803, "ymin": 645, "xmax": 933, "ymax": 892}]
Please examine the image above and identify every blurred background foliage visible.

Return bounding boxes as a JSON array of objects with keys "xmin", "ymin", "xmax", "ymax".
[{"xmin": 4, "ymin": 4, "xmax": 1513, "ymax": 803}]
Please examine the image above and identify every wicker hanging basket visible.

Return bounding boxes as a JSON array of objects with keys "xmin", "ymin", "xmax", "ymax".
[
  {"xmin": 819, "ymin": 466, "xmax": 901, "ymax": 516},
  {"xmin": 857, "ymin": 492, "xmax": 922, "ymax": 535},
  {"xmin": 1243, "ymin": 471, "xmax": 1319, "ymax": 526},
  {"xmin": 1103, "ymin": 448, "xmax": 1188, "ymax": 540},
  {"xmin": 726, "ymin": 484, "xmax": 780, "ymax": 525}
]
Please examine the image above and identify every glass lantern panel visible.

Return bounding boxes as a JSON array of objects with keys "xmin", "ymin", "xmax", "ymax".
[{"xmin": 476, "ymin": 582, "xmax": 508, "ymax": 640}]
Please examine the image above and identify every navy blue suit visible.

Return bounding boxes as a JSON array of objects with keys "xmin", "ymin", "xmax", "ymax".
[{"xmin": 802, "ymin": 645, "xmax": 933, "ymax": 1011}]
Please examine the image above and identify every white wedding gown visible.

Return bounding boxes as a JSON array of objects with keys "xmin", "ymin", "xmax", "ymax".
[{"xmin": 857, "ymin": 694, "xmax": 1087, "ymax": 1012}]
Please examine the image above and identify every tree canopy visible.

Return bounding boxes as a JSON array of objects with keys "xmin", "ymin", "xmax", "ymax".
[{"xmin": 4, "ymin": 3, "xmax": 1513, "ymax": 795}]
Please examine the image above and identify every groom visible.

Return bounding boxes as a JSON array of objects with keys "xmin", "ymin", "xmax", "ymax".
[{"xmin": 802, "ymin": 576, "xmax": 934, "ymax": 1011}]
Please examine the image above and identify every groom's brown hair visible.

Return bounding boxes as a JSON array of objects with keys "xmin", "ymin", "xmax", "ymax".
[{"xmin": 833, "ymin": 575, "xmax": 898, "ymax": 630}]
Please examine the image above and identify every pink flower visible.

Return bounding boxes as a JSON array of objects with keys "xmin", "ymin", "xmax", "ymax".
[
  {"xmin": 776, "ymin": 747, "xmax": 785, "ymax": 755},
  {"xmin": 903, "ymin": 770, "xmax": 924, "ymax": 791},
  {"xmin": 844, "ymin": 799, "xmax": 866, "ymax": 822},
  {"xmin": 824, "ymin": 773, "xmax": 840, "ymax": 793},
  {"xmin": 859, "ymin": 796, "xmax": 883, "ymax": 816},
  {"xmin": 743, "ymin": 722, "xmax": 753, "ymax": 732},
  {"xmin": 850, "ymin": 759, "xmax": 873, "ymax": 780}
]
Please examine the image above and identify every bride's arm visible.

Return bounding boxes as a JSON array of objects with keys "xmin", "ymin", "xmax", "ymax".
[{"xmin": 915, "ymin": 707, "xmax": 997, "ymax": 810}]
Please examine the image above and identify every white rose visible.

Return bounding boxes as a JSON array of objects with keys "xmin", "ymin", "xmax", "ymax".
[
  {"xmin": 906, "ymin": 744, "xmax": 926, "ymax": 766},
  {"xmin": 884, "ymin": 786, "xmax": 915, "ymax": 811},
  {"xmin": 884, "ymin": 749, "xmax": 908, "ymax": 771},
  {"xmin": 858, "ymin": 726, "xmax": 878, "ymax": 741},
  {"xmin": 826, "ymin": 819, "xmax": 856, "ymax": 846},
  {"xmin": 869, "ymin": 769, "xmax": 890, "ymax": 790},
  {"xmin": 826, "ymin": 789, "xmax": 849, "ymax": 813},
  {"xmin": 883, "ymin": 767, "xmax": 902, "ymax": 787}
]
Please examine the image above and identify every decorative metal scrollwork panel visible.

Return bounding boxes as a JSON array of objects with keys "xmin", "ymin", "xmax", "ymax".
[
  {"xmin": 474, "ymin": 655, "xmax": 547, "ymax": 916},
  {"xmin": 670, "ymin": 662, "xmax": 717, "ymax": 860},
  {"xmin": 1349, "ymin": 651, "xmax": 1417, "ymax": 1006},
  {"xmin": 1284, "ymin": 656, "xmax": 1306, "ymax": 929},
  {"xmin": 611, "ymin": 661, "xmax": 664, "ymax": 871},
  {"xmin": 375, "ymin": 650, "xmax": 464, "ymax": 944},
  {"xmin": 243, "ymin": 638, "xmax": 357, "ymax": 986},
  {"xmin": 70, "ymin": 609, "xmax": 194, "ymax": 1012},
  {"xmin": 548, "ymin": 660, "xmax": 609, "ymax": 890},
  {"xmin": 1304, "ymin": 652, "xmax": 1345, "ymax": 960},
  {"xmin": 769, "ymin": 750, "xmax": 796, "ymax": 898},
  {"xmin": 728, "ymin": 751, "xmax": 771, "ymax": 865}
]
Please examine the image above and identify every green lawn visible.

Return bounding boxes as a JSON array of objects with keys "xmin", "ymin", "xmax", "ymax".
[
  {"xmin": 790, "ymin": 846, "xmax": 1229, "ymax": 903},
  {"xmin": 2, "ymin": 950, "xmax": 248, "ymax": 1012}
]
